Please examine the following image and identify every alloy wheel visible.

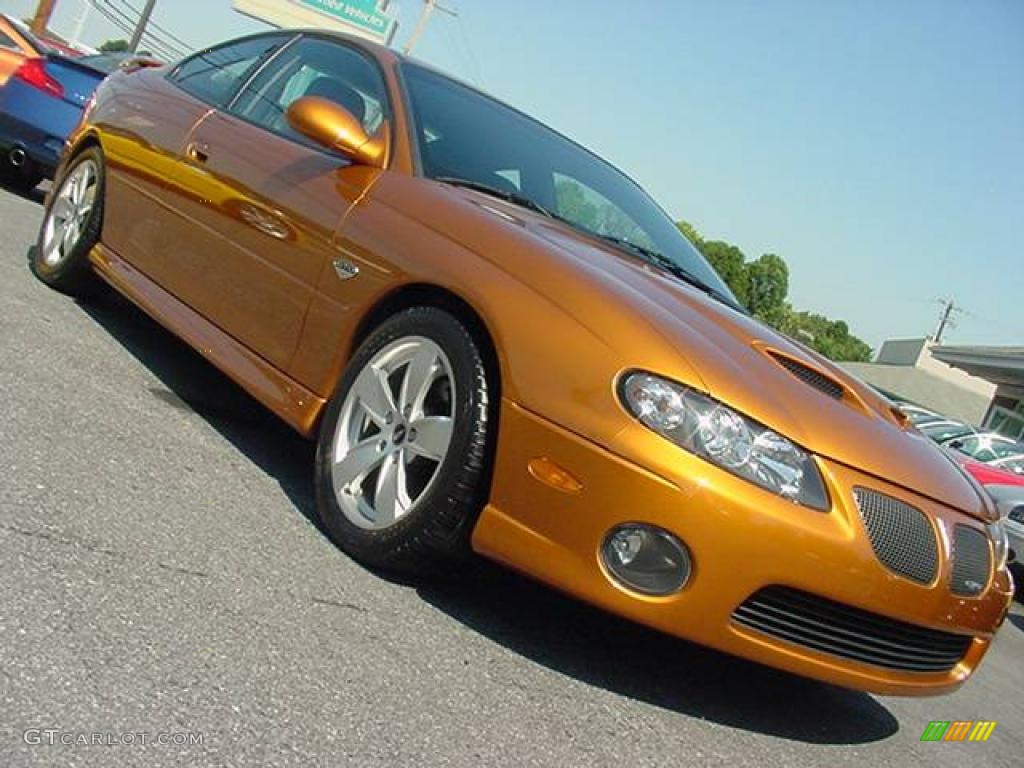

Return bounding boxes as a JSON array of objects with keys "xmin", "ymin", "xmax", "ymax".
[
  {"xmin": 41, "ymin": 159, "xmax": 98, "ymax": 267},
  {"xmin": 331, "ymin": 336, "xmax": 456, "ymax": 530}
]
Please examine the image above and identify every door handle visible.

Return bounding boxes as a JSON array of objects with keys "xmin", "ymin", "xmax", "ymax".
[{"xmin": 185, "ymin": 141, "xmax": 209, "ymax": 164}]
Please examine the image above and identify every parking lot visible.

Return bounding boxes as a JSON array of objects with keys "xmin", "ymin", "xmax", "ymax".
[{"xmin": 0, "ymin": 182, "xmax": 1021, "ymax": 767}]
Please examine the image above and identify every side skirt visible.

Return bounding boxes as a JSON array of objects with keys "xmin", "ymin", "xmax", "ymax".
[{"xmin": 89, "ymin": 243, "xmax": 326, "ymax": 438}]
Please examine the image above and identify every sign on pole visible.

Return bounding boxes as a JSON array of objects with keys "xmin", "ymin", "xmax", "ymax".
[{"xmin": 233, "ymin": 0, "xmax": 397, "ymax": 43}]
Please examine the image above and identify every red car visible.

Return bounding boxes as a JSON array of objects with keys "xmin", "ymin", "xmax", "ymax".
[{"xmin": 953, "ymin": 453, "xmax": 1024, "ymax": 490}]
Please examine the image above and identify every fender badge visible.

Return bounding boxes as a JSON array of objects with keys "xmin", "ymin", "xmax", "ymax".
[{"xmin": 332, "ymin": 258, "xmax": 360, "ymax": 281}]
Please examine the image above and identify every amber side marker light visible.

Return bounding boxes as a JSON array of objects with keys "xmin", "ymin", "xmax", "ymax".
[{"xmin": 527, "ymin": 457, "xmax": 583, "ymax": 494}]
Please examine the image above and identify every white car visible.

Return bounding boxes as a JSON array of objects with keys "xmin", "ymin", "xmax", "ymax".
[{"xmin": 945, "ymin": 432, "xmax": 1024, "ymax": 475}]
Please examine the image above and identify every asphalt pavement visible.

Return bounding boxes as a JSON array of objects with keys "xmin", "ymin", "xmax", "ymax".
[{"xmin": 0, "ymin": 182, "xmax": 1021, "ymax": 767}]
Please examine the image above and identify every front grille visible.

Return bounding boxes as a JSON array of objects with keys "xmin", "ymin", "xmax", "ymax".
[
  {"xmin": 733, "ymin": 586, "xmax": 973, "ymax": 673},
  {"xmin": 853, "ymin": 488, "xmax": 938, "ymax": 584},
  {"xmin": 768, "ymin": 352, "xmax": 845, "ymax": 400},
  {"xmin": 950, "ymin": 525, "xmax": 991, "ymax": 596}
]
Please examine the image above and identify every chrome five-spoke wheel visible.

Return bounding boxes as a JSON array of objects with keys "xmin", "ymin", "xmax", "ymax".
[
  {"xmin": 42, "ymin": 159, "xmax": 98, "ymax": 267},
  {"xmin": 331, "ymin": 336, "xmax": 456, "ymax": 530}
]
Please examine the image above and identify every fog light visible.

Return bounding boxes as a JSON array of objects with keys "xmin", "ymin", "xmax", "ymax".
[{"xmin": 601, "ymin": 524, "xmax": 691, "ymax": 595}]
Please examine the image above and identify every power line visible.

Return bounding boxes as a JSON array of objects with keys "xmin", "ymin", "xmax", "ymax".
[
  {"xmin": 114, "ymin": 0, "xmax": 192, "ymax": 51},
  {"xmin": 86, "ymin": 0, "xmax": 190, "ymax": 59}
]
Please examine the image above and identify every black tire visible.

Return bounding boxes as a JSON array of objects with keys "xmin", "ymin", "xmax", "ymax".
[
  {"xmin": 315, "ymin": 307, "xmax": 495, "ymax": 575},
  {"xmin": 31, "ymin": 147, "xmax": 104, "ymax": 298}
]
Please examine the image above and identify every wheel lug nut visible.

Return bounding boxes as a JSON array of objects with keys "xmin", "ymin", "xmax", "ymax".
[
  {"xmin": 385, "ymin": 412, "xmax": 394, "ymax": 425},
  {"xmin": 378, "ymin": 440, "xmax": 387, "ymax": 451},
  {"xmin": 408, "ymin": 428, "xmax": 417, "ymax": 442}
]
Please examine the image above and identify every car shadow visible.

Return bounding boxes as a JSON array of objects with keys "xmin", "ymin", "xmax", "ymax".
[
  {"xmin": 0, "ymin": 177, "xmax": 46, "ymax": 204},
  {"xmin": 74, "ymin": 285, "xmax": 319, "ymax": 526},
  {"xmin": 416, "ymin": 561, "xmax": 898, "ymax": 745},
  {"xmin": 68, "ymin": 276, "xmax": 898, "ymax": 746}
]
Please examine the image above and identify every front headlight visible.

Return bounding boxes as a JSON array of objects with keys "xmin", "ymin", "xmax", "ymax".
[
  {"xmin": 620, "ymin": 371, "xmax": 830, "ymax": 511},
  {"xmin": 989, "ymin": 519, "xmax": 1009, "ymax": 570}
]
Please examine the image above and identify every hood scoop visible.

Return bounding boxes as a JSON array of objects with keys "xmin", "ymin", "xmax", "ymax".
[{"xmin": 766, "ymin": 350, "xmax": 846, "ymax": 400}]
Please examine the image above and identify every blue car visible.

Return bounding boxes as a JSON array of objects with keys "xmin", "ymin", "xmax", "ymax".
[{"xmin": 0, "ymin": 53, "xmax": 121, "ymax": 191}]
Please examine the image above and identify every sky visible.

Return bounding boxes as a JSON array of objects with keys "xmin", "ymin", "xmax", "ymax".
[{"xmin": 7, "ymin": 0, "xmax": 1023, "ymax": 351}]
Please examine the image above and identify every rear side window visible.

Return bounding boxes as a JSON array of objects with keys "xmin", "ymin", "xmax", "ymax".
[{"xmin": 169, "ymin": 35, "xmax": 289, "ymax": 107}]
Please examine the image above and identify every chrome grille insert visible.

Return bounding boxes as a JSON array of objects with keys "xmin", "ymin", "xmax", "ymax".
[
  {"xmin": 853, "ymin": 488, "xmax": 938, "ymax": 584},
  {"xmin": 950, "ymin": 525, "xmax": 990, "ymax": 596},
  {"xmin": 768, "ymin": 352, "xmax": 845, "ymax": 400},
  {"xmin": 732, "ymin": 586, "xmax": 972, "ymax": 673}
]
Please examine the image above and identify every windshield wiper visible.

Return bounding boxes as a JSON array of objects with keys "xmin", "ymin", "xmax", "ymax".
[
  {"xmin": 594, "ymin": 234, "xmax": 739, "ymax": 307},
  {"xmin": 435, "ymin": 176, "xmax": 555, "ymax": 219}
]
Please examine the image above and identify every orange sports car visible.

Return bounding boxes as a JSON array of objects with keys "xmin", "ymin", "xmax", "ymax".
[{"xmin": 32, "ymin": 30, "xmax": 1012, "ymax": 696}]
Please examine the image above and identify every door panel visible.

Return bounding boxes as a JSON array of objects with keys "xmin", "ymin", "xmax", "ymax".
[
  {"xmin": 168, "ymin": 110, "xmax": 371, "ymax": 369},
  {"xmin": 94, "ymin": 69, "xmax": 211, "ymax": 281},
  {"xmin": 161, "ymin": 35, "xmax": 391, "ymax": 371}
]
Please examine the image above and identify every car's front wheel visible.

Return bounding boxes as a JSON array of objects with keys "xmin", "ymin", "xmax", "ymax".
[
  {"xmin": 314, "ymin": 307, "xmax": 495, "ymax": 574},
  {"xmin": 31, "ymin": 147, "xmax": 104, "ymax": 298}
]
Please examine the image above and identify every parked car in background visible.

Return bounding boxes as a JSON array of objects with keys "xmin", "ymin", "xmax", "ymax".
[
  {"xmin": 0, "ymin": 52, "xmax": 151, "ymax": 191},
  {"xmin": 945, "ymin": 432, "xmax": 1024, "ymax": 475},
  {"xmin": 36, "ymin": 35, "xmax": 83, "ymax": 59},
  {"xmin": 949, "ymin": 450, "xmax": 1024, "ymax": 490},
  {"xmin": 894, "ymin": 402, "xmax": 945, "ymax": 427},
  {"xmin": 981, "ymin": 484, "xmax": 1023, "ymax": 590},
  {"xmin": 31, "ymin": 29, "xmax": 1013, "ymax": 696},
  {"xmin": 918, "ymin": 419, "xmax": 975, "ymax": 445},
  {"xmin": 0, "ymin": 13, "xmax": 46, "ymax": 86}
]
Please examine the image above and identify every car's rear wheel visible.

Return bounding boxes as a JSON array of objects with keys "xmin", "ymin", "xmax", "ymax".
[
  {"xmin": 32, "ymin": 147, "xmax": 104, "ymax": 298},
  {"xmin": 315, "ymin": 307, "xmax": 495, "ymax": 575}
]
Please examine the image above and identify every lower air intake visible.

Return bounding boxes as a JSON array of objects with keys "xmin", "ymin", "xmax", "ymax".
[{"xmin": 733, "ymin": 586, "xmax": 972, "ymax": 673}]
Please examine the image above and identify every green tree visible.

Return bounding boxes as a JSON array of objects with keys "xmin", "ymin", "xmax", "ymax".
[
  {"xmin": 698, "ymin": 240, "xmax": 749, "ymax": 306},
  {"xmin": 778, "ymin": 311, "xmax": 872, "ymax": 362},
  {"xmin": 745, "ymin": 253, "xmax": 789, "ymax": 326},
  {"xmin": 99, "ymin": 39, "xmax": 130, "ymax": 53},
  {"xmin": 674, "ymin": 219, "xmax": 871, "ymax": 362},
  {"xmin": 677, "ymin": 220, "xmax": 704, "ymax": 250}
]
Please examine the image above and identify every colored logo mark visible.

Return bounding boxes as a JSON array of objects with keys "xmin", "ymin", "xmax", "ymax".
[{"xmin": 920, "ymin": 721, "xmax": 996, "ymax": 742}]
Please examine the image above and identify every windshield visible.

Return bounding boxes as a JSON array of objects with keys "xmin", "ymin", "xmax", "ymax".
[
  {"xmin": 401, "ymin": 63, "xmax": 738, "ymax": 306},
  {"xmin": 920, "ymin": 421, "xmax": 973, "ymax": 443}
]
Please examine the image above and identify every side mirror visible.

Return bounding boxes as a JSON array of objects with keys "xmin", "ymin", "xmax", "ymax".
[{"xmin": 286, "ymin": 96, "xmax": 386, "ymax": 167}]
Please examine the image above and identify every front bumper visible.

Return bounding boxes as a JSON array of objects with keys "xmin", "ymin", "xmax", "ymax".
[{"xmin": 472, "ymin": 400, "xmax": 1013, "ymax": 696}]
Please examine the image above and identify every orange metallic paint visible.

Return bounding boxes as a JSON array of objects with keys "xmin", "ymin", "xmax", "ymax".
[{"xmin": 55, "ymin": 31, "xmax": 1012, "ymax": 695}]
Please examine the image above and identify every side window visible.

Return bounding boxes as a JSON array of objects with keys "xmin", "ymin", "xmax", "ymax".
[
  {"xmin": 231, "ymin": 37, "xmax": 388, "ymax": 148},
  {"xmin": 553, "ymin": 172, "xmax": 654, "ymax": 248},
  {"xmin": 169, "ymin": 35, "xmax": 287, "ymax": 107}
]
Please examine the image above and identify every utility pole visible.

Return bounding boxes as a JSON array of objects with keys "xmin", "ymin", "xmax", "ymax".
[
  {"xmin": 128, "ymin": 0, "xmax": 157, "ymax": 53},
  {"xmin": 30, "ymin": 0, "xmax": 58, "ymax": 36},
  {"xmin": 403, "ymin": 0, "xmax": 457, "ymax": 55},
  {"xmin": 932, "ymin": 298, "xmax": 964, "ymax": 344}
]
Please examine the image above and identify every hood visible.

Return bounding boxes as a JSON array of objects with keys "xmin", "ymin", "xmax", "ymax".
[
  {"xmin": 407, "ymin": 183, "xmax": 993, "ymax": 521},
  {"xmin": 523, "ymin": 217, "xmax": 993, "ymax": 521}
]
